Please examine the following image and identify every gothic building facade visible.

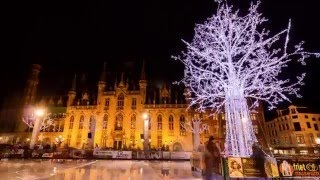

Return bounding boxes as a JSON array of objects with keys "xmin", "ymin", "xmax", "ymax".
[{"xmin": 0, "ymin": 63, "xmax": 268, "ymax": 152}]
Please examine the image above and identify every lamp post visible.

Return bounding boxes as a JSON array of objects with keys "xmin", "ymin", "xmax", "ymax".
[
  {"xmin": 142, "ymin": 112, "xmax": 150, "ymax": 151},
  {"xmin": 29, "ymin": 108, "xmax": 45, "ymax": 149},
  {"xmin": 316, "ymin": 138, "xmax": 320, "ymax": 154},
  {"xmin": 55, "ymin": 135, "xmax": 65, "ymax": 147}
]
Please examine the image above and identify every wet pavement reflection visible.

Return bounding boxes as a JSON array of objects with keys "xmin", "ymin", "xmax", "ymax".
[{"xmin": 0, "ymin": 159, "xmax": 201, "ymax": 180}]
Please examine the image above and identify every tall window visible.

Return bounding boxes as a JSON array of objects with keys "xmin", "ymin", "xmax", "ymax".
[
  {"xmin": 204, "ymin": 127, "xmax": 209, "ymax": 135},
  {"xmin": 67, "ymin": 134, "xmax": 71, "ymax": 146},
  {"xmin": 105, "ymin": 98, "xmax": 110, "ymax": 110},
  {"xmin": 115, "ymin": 114, "xmax": 123, "ymax": 131},
  {"xmin": 250, "ymin": 114, "xmax": 257, "ymax": 121},
  {"xmin": 79, "ymin": 115, "xmax": 84, "ymax": 129},
  {"xmin": 308, "ymin": 133, "xmax": 314, "ymax": 144},
  {"xmin": 69, "ymin": 116, "xmax": 74, "ymax": 129},
  {"xmin": 117, "ymin": 94, "xmax": 124, "ymax": 110},
  {"xmin": 296, "ymin": 135, "xmax": 305, "ymax": 144},
  {"xmin": 169, "ymin": 115, "xmax": 174, "ymax": 136},
  {"xmin": 132, "ymin": 98, "xmax": 136, "ymax": 109},
  {"xmin": 169, "ymin": 115, "xmax": 174, "ymax": 130},
  {"xmin": 101, "ymin": 132, "xmax": 107, "ymax": 147},
  {"xmin": 180, "ymin": 115, "xmax": 186, "ymax": 136},
  {"xmin": 293, "ymin": 122, "xmax": 301, "ymax": 131},
  {"xmin": 76, "ymin": 134, "xmax": 82, "ymax": 146},
  {"xmin": 157, "ymin": 115, "xmax": 162, "ymax": 130},
  {"xmin": 213, "ymin": 125, "xmax": 219, "ymax": 136},
  {"xmin": 89, "ymin": 116, "xmax": 94, "ymax": 130},
  {"xmin": 131, "ymin": 114, "xmax": 136, "ymax": 129},
  {"xmin": 253, "ymin": 125, "xmax": 259, "ymax": 134},
  {"xmin": 103, "ymin": 114, "xmax": 108, "ymax": 129},
  {"xmin": 130, "ymin": 133, "xmax": 135, "ymax": 147},
  {"xmin": 307, "ymin": 122, "xmax": 311, "ymax": 128},
  {"xmin": 157, "ymin": 135, "xmax": 162, "ymax": 148}
]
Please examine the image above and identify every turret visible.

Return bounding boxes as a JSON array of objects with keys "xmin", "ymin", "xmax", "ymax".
[
  {"xmin": 67, "ymin": 74, "xmax": 77, "ymax": 106},
  {"xmin": 97, "ymin": 62, "xmax": 107, "ymax": 108},
  {"xmin": 17, "ymin": 64, "xmax": 41, "ymax": 132},
  {"xmin": 21, "ymin": 64, "xmax": 41, "ymax": 106},
  {"xmin": 139, "ymin": 60, "xmax": 147, "ymax": 104}
]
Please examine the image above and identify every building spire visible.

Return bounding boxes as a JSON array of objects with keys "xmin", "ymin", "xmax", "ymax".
[
  {"xmin": 119, "ymin": 72, "xmax": 125, "ymax": 87},
  {"xmin": 99, "ymin": 62, "xmax": 107, "ymax": 82},
  {"xmin": 71, "ymin": 74, "xmax": 77, "ymax": 91},
  {"xmin": 140, "ymin": 60, "xmax": 146, "ymax": 80}
]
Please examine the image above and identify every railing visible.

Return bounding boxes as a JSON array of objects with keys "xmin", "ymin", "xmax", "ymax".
[
  {"xmin": 144, "ymin": 104, "xmax": 188, "ymax": 109},
  {"xmin": 69, "ymin": 106, "xmax": 97, "ymax": 110}
]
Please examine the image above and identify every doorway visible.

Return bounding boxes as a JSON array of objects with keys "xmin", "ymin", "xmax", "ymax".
[{"xmin": 113, "ymin": 141, "xmax": 122, "ymax": 149}]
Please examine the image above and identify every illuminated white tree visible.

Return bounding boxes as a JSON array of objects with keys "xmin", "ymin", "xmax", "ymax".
[
  {"xmin": 22, "ymin": 113, "xmax": 55, "ymax": 131},
  {"xmin": 181, "ymin": 118, "xmax": 209, "ymax": 151},
  {"xmin": 22, "ymin": 108, "xmax": 55, "ymax": 149},
  {"xmin": 174, "ymin": 1, "xmax": 319, "ymax": 157}
]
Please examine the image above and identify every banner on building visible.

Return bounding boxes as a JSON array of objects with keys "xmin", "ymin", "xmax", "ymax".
[
  {"xmin": 170, "ymin": 152, "xmax": 191, "ymax": 159},
  {"xmin": 228, "ymin": 158, "xmax": 244, "ymax": 178},
  {"xmin": 93, "ymin": 150, "xmax": 113, "ymax": 158},
  {"xmin": 70, "ymin": 150, "xmax": 86, "ymax": 158},
  {"xmin": 112, "ymin": 151, "xmax": 132, "ymax": 159},
  {"xmin": 277, "ymin": 158, "xmax": 320, "ymax": 177},
  {"xmin": 265, "ymin": 157, "xmax": 279, "ymax": 178},
  {"xmin": 227, "ymin": 157, "xmax": 279, "ymax": 178},
  {"xmin": 42, "ymin": 153, "xmax": 53, "ymax": 158},
  {"xmin": 162, "ymin": 152, "xmax": 170, "ymax": 159}
]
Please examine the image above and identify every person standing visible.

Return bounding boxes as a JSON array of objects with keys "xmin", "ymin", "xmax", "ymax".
[{"xmin": 203, "ymin": 136, "xmax": 221, "ymax": 180}]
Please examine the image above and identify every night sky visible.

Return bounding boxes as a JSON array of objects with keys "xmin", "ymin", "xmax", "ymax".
[{"xmin": 2, "ymin": 0, "xmax": 320, "ymax": 116}]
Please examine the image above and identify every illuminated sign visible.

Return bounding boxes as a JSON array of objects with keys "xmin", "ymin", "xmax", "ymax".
[{"xmin": 277, "ymin": 159, "xmax": 320, "ymax": 177}]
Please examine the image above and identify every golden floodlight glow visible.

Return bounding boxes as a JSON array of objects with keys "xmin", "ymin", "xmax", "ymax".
[
  {"xmin": 35, "ymin": 108, "xmax": 45, "ymax": 117},
  {"xmin": 142, "ymin": 113, "xmax": 148, "ymax": 120}
]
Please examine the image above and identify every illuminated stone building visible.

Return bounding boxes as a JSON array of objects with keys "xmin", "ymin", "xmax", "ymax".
[
  {"xmin": 0, "ymin": 63, "xmax": 267, "ymax": 151},
  {"xmin": 265, "ymin": 105, "xmax": 320, "ymax": 155}
]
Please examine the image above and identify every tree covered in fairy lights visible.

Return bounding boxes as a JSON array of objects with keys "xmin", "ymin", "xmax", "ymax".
[
  {"xmin": 173, "ymin": 1, "xmax": 319, "ymax": 157},
  {"xmin": 180, "ymin": 118, "xmax": 209, "ymax": 151}
]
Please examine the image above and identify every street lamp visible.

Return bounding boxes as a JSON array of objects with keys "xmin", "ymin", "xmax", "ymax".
[
  {"xmin": 142, "ymin": 112, "xmax": 150, "ymax": 151},
  {"xmin": 316, "ymin": 138, "xmax": 320, "ymax": 154}
]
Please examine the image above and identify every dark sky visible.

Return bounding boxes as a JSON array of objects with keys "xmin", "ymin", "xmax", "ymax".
[{"xmin": 2, "ymin": 0, "xmax": 320, "ymax": 115}]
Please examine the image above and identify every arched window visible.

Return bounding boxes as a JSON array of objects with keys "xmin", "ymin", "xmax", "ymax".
[
  {"xmin": 169, "ymin": 115, "xmax": 174, "ymax": 130},
  {"xmin": 79, "ymin": 115, "xmax": 84, "ymax": 129},
  {"xmin": 180, "ymin": 115, "xmax": 186, "ymax": 136},
  {"xmin": 103, "ymin": 114, "xmax": 108, "ymax": 129},
  {"xmin": 115, "ymin": 114, "xmax": 123, "ymax": 131},
  {"xmin": 69, "ymin": 116, "xmax": 74, "ymax": 129},
  {"xmin": 157, "ymin": 115, "xmax": 162, "ymax": 130},
  {"xmin": 117, "ymin": 94, "xmax": 124, "ymax": 110},
  {"xmin": 131, "ymin": 114, "xmax": 136, "ymax": 129}
]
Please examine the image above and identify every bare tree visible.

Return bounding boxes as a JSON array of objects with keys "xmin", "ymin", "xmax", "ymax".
[{"xmin": 174, "ymin": 1, "xmax": 319, "ymax": 156}]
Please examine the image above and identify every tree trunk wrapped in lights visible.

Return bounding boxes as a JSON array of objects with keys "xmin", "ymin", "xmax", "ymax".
[
  {"xmin": 181, "ymin": 118, "xmax": 209, "ymax": 151},
  {"xmin": 174, "ymin": 1, "xmax": 319, "ymax": 157},
  {"xmin": 22, "ymin": 108, "xmax": 54, "ymax": 149}
]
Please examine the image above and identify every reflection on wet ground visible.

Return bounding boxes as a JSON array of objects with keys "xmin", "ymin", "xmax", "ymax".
[{"xmin": 0, "ymin": 159, "xmax": 201, "ymax": 180}]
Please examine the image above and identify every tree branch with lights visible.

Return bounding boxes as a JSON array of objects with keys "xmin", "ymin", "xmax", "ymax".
[
  {"xmin": 181, "ymin": 118, "xmax": 209, "ymax": 151},
  {"xmin": 174, "ymin": 1, "xmax": 319, "ymax": 157}
]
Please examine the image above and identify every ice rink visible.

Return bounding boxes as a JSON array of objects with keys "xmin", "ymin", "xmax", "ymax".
[{"xmin": 0, "ymin": 159, "xmax": 202, "ymax": 180}]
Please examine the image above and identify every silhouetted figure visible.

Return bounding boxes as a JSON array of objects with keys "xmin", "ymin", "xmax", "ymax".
[{"xmin": 203, "ymin": 136, "xmax": 221, "ymax": 180}]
